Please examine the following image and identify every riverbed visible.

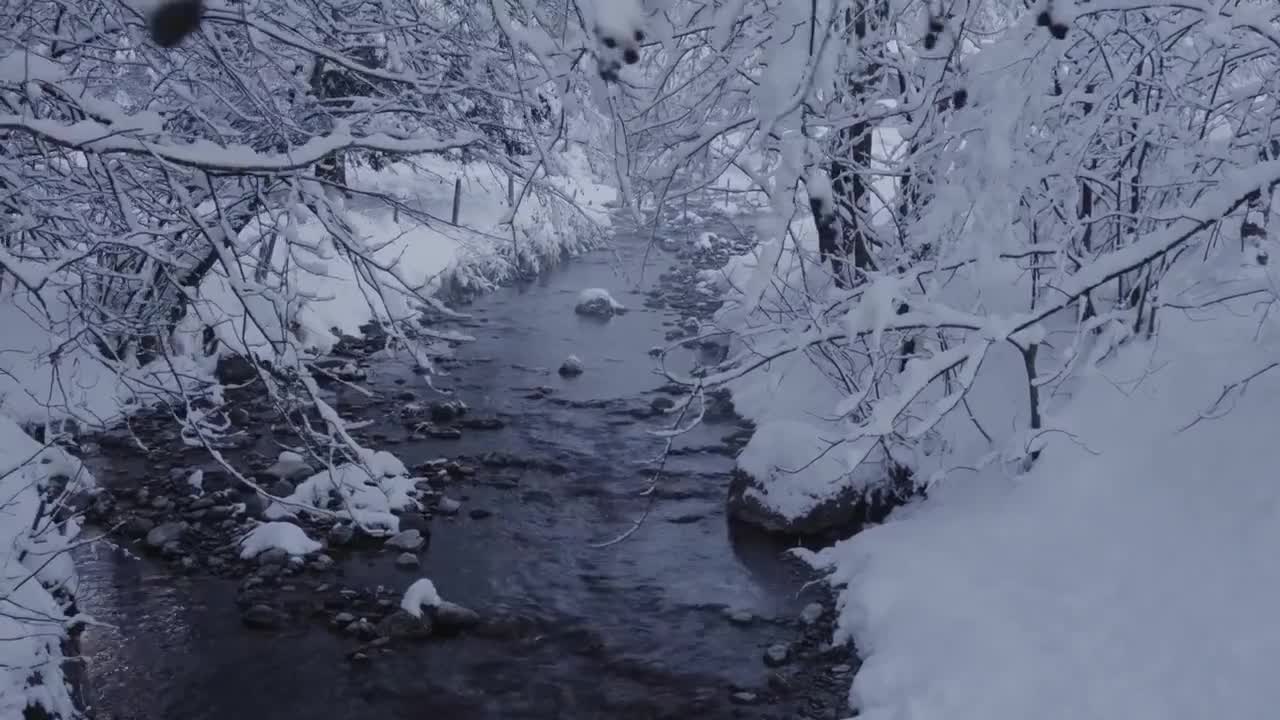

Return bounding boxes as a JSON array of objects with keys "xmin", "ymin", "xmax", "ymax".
[{"xmin": 74, "ymin": 209, "xmax": 852, "ymax": 719}]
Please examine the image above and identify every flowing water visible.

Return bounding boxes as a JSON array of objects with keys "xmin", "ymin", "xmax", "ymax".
[{"xmin": 74, "ymin": 213, "xmax": 840, "ymax": 719}]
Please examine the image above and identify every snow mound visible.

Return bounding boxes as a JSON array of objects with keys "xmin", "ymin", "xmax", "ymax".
[
  {"xmin": 736, "ymin": 419, "xmax": 853, "ymax": 520},
  {"xmin": 401, "ymin": 578, "xmax": 443, "ymax": 618},
  {"xmin": 802, "ymin": 305, "xmax": 1280, "ymax": 720},
  {"xmin": 574, "ymin": 287, "xmax": 626, "ymax": 317},
  {"xmin": 281, "ymin": 448, "xmax": 419, "ymax": 533},
  {"xmin": 239, "ymin": 521, "xmax": 322, "ymax": 559}
]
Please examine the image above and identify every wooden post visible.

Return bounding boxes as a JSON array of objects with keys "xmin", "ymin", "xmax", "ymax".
[{"xmin": 451, "ymin": 177, "xmax": 462, "ymax": 224}]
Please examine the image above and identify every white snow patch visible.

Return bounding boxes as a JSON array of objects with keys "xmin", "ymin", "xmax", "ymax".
[
  {"xmin": 239, "ymin": 521, "xmax": 322, "ymax": 559},
  {"xmin": 804, "ymin": 303, "xmax": 1280, "ymax": 720},
  {"xmin": 400, "ymin": 578, "xmax": 443, "ymax": 618}
]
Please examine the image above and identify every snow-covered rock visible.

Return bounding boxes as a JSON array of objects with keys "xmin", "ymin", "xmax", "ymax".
[
  {"xmin": 727, "ymin": 419, "xmax": 911, "ymax": 536},
  {"xmin": 574, "ymin": 287, "xmax": 626, "ymax": 318},
  {"xmin": 559, "ymin": 354, "xmax": 584, "ymax": 377},
  {"xmin": 264, "ymin": 450, "xmax": 315, "ymax": 482},
  {"xmin": 400, "ymin": 578, "xmax": 442, "ymax": 618},
  {"xmin": 385, "ymin": 528, "xmax": 425, "ymax": 551},
  {"xmin": 239, "ymin": 521, "xmax": 322, "ymax": 560}
]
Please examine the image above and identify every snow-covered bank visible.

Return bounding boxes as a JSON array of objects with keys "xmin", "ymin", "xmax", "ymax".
[
  {"xmin": 798, "ymin": 299, "xmax": 1280, "ymax": 719},
  {"xmin": 0, "ymin": 416, "xmax": 94, "ymax": 719},
  {"xmin": 193, "ymin": 148, "xmax": 616, "ymax": 360}
]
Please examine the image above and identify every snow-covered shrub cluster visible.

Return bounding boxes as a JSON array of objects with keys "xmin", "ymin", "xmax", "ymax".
[
  {"xmin": 0, "ymin": 0, "xmax": 631, "ymax": 712},
  {"xmin": 0, "ymin": 417, "xmax": 94, "ymax": 718},
  {"xmin": 605, "ymin": 0, "xmax": 1280, "ymax": 715}
]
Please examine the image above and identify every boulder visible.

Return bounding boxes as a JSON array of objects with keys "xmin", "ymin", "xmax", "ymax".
[{"xmin": 725, "ymin": 465, "xmax": 913, "ymax": 537}]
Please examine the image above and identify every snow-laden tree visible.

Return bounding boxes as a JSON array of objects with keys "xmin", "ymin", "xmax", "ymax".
[
  {"xmin": 0, "ymin": 2, "xmax": 628, "ymax": 714},
  {"xmin": 616, "ymin": 0, "xmax": 1280, "ymax": 532}
]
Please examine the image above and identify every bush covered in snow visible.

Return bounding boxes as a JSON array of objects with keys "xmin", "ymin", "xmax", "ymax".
[{"xmin": 0, "ymin": 417, "xmax": 94, "ymax": 719}]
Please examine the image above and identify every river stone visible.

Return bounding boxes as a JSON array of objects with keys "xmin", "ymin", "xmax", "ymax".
[
  {"xmin": 267, "ymin": 480, "xmax": 294, "ymax": 498},
  {"xmin": 801, "ymin": 602, "xmax": 824, "ymax": 624},
  {"xmin": 122, "ymin": 516, "xmax": 156, "ymax": 538},
  {"xmin": 428, "ymin": 400, "xmax": 468, "ymax": 422},
  {"xmin": 332, "ymin": 612, "xmax": 356, "ymax": 626},
  {"xmin": 311, "ymin": 554, "xmax": 335, "ymax": 571},
  {"xmin": 395, "ymin": 552, "xmax": 420, "ymax": 569},
  {"xmin": 241, "ymin": 604, "xmax": 285, "ymax": 630},
  {"xmin": 328, "ymin": 524, "xmax": 355, "ymax": 546},
  {"xmin": 150, "ymin": 495, "xmax": 172, "ymax": 511},
  {"xmin": 730, "ymin": 692, "xmax": 759, "ymax": 705},
  {"xmin": 385, "ymin": 529, "xmax": 424, "ymax": 551},
  {"xmin": 650, "ymin": 396, "xmax": 676, "ymax": 413},
  {"xmin": 558, "ymin": 355, "xmax": 584, "ymax": 377},
  {"xmin": 397, "ymin": 512, "xmax": 431, "ymax": 533},
  {"xmin": 436, "ymin": 496, "xmax": 462, "ymax": 515},
  {"xmin": 459, "ymin": 417, "xmax": 505, "ymax": 430},
  {"xmin": 764, "ymin": 643, "xmax": 791, "ymax": 667},
  {"xmin": 264, "ymin": 455, "xmax": 314, "ymax": 483},
  {"xmin": 725, "ymin": 464, "xmax": 913, "ymax": 537},
  {"xmin": 431, "ymin": 601, "xmax": 480, "ymax": 632},
  {"xmin": 376, "ymin": 609, "xmax": 432, "ymax": 640},
  {"xmin": 725, "ymin": 609, "xmax": 754, "ymax": 625},
  {"xmin": 468, "ymin": 508, "xmax": 492, "ymax": 520},
  {"xmin": 420, "ymin": 424, "xmax": 463, "ymax": 440},
  {"xmin": 145, "ymin": 521, "xmax": 186, "ymax": 549}
]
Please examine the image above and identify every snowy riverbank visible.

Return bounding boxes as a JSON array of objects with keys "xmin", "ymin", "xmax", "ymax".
[
  {"xmin": 0, "ymin": 148, "xmax": 614, "ymax": 718},
  {"xmin": 703, "ymin": 194, "xmax": 1280, "ymax": 718}
]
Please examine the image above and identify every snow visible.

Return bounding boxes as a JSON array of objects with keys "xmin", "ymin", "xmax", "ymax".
[
  {"xmin": 0, "ymin": 414, "xmax": 93, "ymax": 719},
  {"xmin": 400, "ymin": 578, "xmax": 442, "ymax": 618},
  {"xmin": 801, "ymin": 301, "xmax": 1280, "ymax": 720},
  {"xmin": 195, "ymin": 146, "xmax": 614, "ymax": 361},
  {"xmin": 0, "ymin": 289, "xmax": 212, "ymax": 426},
  {"xmin": 281, "ymin": 448, "xmax": 420, "ymax": 533},
  {"xmin": 238, "ymin": 521, "xmax": 322, "ymax": 560},
  {"xmin": 574, "ymin": 287, "xmax": 626, "ymax": 315}
]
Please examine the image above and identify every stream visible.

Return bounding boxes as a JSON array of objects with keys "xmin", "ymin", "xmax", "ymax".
[{"xmin": 73, "ymin": 211, "xmax": 850, "ymax": 719}]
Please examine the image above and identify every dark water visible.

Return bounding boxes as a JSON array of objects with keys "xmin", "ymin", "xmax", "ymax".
[{"xmin": 76, "ymin": 216, "xmax": 826, "ymax": 719}]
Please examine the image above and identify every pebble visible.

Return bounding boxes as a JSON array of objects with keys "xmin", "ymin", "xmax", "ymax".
[
  {"xmin": 725, "ymin": 609, "xmax": 754, "ymax": 625},
  {"xmin": 764, "ymin": 642, "xmax": 791, "ymax": 667},
  {"xmin": 395, "ymin": 552, "xmax": 420, "ymax": 569},
  {"xmin": 800, "ymin": 602, "xmax": 824, "ymax": 624}
]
